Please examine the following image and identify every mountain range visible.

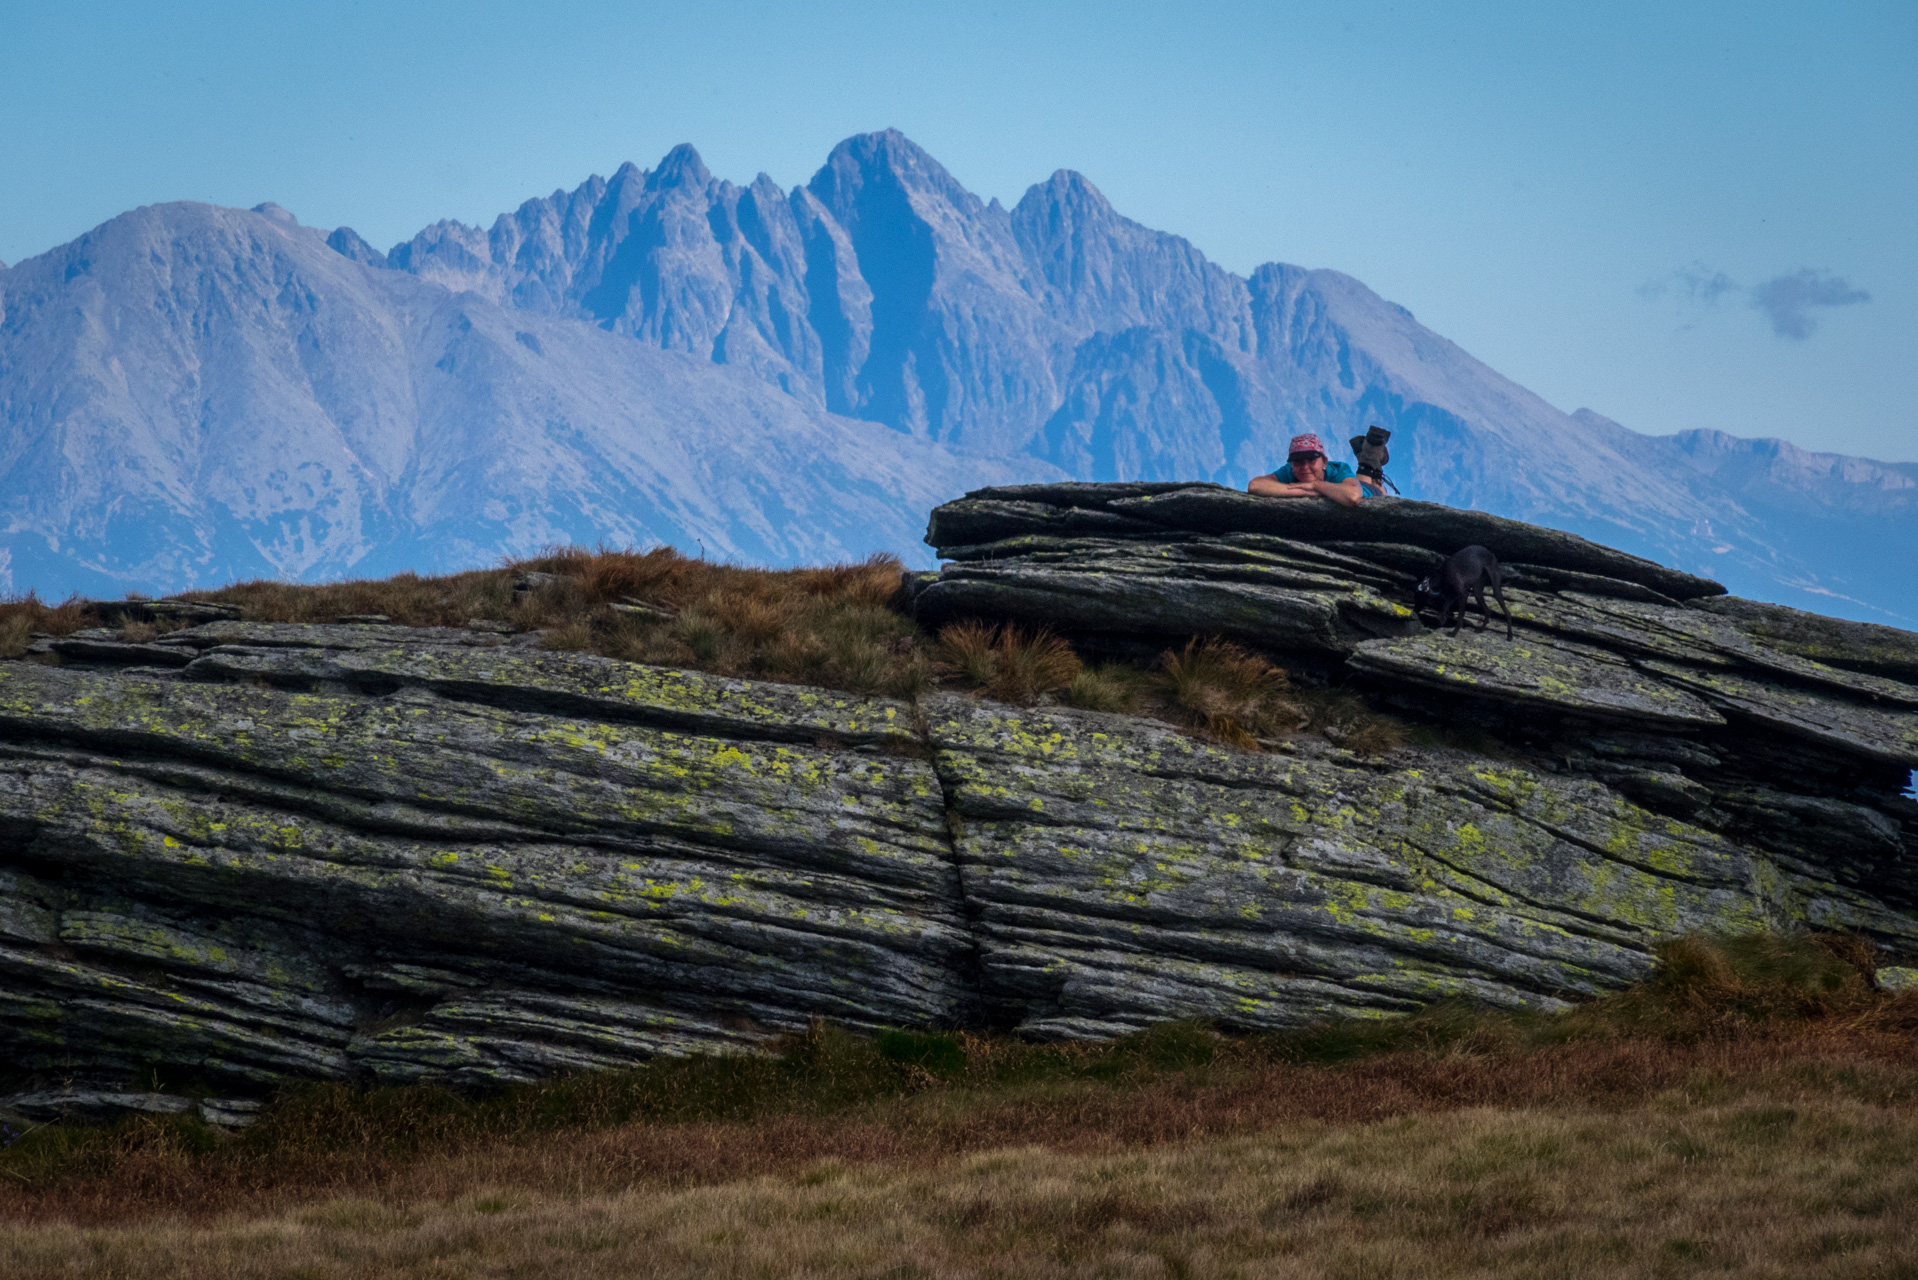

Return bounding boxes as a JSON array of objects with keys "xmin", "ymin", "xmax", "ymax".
[{"xmin": 2, "ymin": 130, "xmax": 1912, "ymax": 621}]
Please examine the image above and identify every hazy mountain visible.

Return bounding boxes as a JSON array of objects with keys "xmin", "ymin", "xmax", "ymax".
[
  {"xmin": 2, "ymin": 130, "xmax": 1911, "ymax": 620},
  {"xmin": 0, "ymin": 197, "xmax": 1048, "ymax": 595}
]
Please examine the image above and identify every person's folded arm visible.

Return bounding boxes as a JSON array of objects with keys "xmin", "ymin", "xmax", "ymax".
[
  {"xmin": 1249, "ymin": 474, "xmax": 1304, "ymax": 497},
  {"xmin": 1311, "ymin": 477, "xmax": 1365, "ymax": 507}
]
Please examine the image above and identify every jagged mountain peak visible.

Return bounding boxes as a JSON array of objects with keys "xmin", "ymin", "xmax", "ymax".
[
  {"xmin": 649, "ymin": 142, "xmax": 712, "ymax": 190},
  {"xmin": 810, "ymin": 128, "xmax": 976, "ymax": 211},
  {"xmin": 326, "ymin": 226, "xmax": 387, "ymax": 268},
  {"xmin": 1021, "ymin": 168, "xmax": 1114, "ymax": 213}
]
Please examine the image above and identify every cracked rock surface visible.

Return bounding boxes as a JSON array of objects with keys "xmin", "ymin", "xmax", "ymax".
[{"xmin": 4, "ymin": 494, "xmax": 1917, "ymax": 1115}]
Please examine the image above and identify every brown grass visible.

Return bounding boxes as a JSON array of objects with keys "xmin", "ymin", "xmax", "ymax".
[
  {"xmin": 2, "ymin": 934, "xmax": 1911, "ymax": 1232},
  {"xmin": 1, "ymin": 1039, "xmax": 1915, "ymax": 1276},
  {"xmin": 2, "ymin": 936, "xmax": 1916, "ymax": 1273},
  {"xmin": 1154, "ymin": 638, "xmax": 1304, "ymax": 749},
  {"xmin": 0, "ymin": 593, "xmax": 95, "ymax": 657},
  {"xmin": 934, "ymin": 621, "xmax": 1082, "ymax": 705},
  {"xmin": 141, "ymin": 548, "xmax": 930, "ymax": 699}
]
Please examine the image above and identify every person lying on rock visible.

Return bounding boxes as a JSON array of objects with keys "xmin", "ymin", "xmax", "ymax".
[{"xmin": 1247, "ymin": 433, "xmax": 1377, "ymax": 507}]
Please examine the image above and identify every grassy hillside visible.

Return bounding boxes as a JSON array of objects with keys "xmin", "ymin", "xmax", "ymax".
[{"xmin": 2, "ymin": 935, "xmax": 1916, "ymax": 1276}]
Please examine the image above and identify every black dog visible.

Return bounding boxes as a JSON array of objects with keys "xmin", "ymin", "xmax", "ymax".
[{"xmin": 1415, "ymin": 545, "xmax": 1514, "ymax": 639}]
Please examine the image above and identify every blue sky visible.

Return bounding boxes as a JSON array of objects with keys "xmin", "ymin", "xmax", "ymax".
[{"xmin": 4, "ymin": 0, "xmax": 1912, "ymax": 462}]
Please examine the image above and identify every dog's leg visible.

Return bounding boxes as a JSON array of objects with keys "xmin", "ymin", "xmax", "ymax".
[
  {"xmin": 1447, "ymin": 594, "xmax": 1464, "ymax": 636},
  {"xmin": 1472, "ymin": 583, "xmax": 1491, "ymax": 632},
  {"xmin": 1493, "ymin": 582, "xmax": 1514, "ymax": 639}
]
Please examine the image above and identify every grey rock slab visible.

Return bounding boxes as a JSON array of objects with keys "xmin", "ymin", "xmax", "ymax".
[
  {"xmin": 351, "ymin": 989, "xmax": 769, "ymax": 1086},
  {"xmin": 179, "ymin": 640, "xmax": 923, "ymax": 747},
  {"xmin": 0, "ymin": 663, "xmax": 952, "ymax": 885},
  {"xmin": 1641, "ymin": 660, "xmax": 1918, "ymax": 768},
  {"xmin": 0, "ymin": 943, "xmax": 357, "ymax": 1085},
  {"xmin": 1691, "ymin": 597, "xmax": 1918, "ymax": 684},
  {"xmin": 0, "ymin": 756, "xmax": 971, "ymax": 1027},
  {"xmin": 1502, "ymin": 564, "xmax": 1679, "ymax": 605},
  {"xmin": 0, "ymin": 868, "xmax": 60, "ymax": 945},
  {"xmin": 920, "ymin": 697, "xmax": 1796, "ymax": 1034},
  {"xmin": 1347, "ymin": 630, "xmax": 1728, "ymax": 727},
  {"xmin": 955, "ymin": 481, "xmax": 1207, "ymax": 511},
  {"xmin": 1211, "ymin": 533, "xmax": 1420, "ymax": 585},
  {"xmin": 1094, "ymin": 488, "xmax": 1727, "ymax": 600},
  {"xmin": 158, "ymin": 621, "xmax": 512, "ymax": 651},
  {"xmin": 973, "ymin": 537, "xmax": 1411, "ymax": 595},
  {"xmin": 1319, "ymin": 542, "xmax": 1460, "ymax": 577},
  {"xmin": 4, "ymin": 1091, "xmax": 196, "ymax": 1122},
  {"xmin": 915, "ymin": 562, "xmax": 1418, "ymax": 652},
  {"xmin": 28, "ymin": 638, "xmax": 196, "ymax": 668},
  {"xmin": 925, "ymin": 498, "xmax": 1163, "ymax": 549},
  {"xmin": 199, "ymin": 1097, "xmax": 264, "ymax": 1127},
  {"xmin": 89, "ymin": 598, "xmax": 243, "ymax": 624},
  {"xmin": 933, "ymin": 533, "xmax": 1187, "ymax": 563},
  {"xmin": 1532, "ymin": 594, "xmax": 1918, "ymax": 707}
]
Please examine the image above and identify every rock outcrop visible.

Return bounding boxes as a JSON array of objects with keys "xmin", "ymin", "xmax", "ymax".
[{"xmin": 2, "ymin": 490, "xmax": 1915, "ymax": 1117}]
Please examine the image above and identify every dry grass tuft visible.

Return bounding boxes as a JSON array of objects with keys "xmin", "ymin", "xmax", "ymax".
[
  {"xmin": 517, "ymin": 547, "xmax": 926, "ymax": 696},
  {"xmin": 1155, "ymin": 637, "xmax": 1303, "ymax": 749},
  {"xmin": 173, "ymin": 548, "xmax": 933, "ymax": 699},
  {"xmin": 1566, "ymin": 931, "xmax": 1894, "ymax": 1039},
  {"xmin": 936, "ymin": 621, "xmax": 1082, "ymax": 705},
  {"xmin": 0, "ymin": 593, "xmax": 97, "ymax": 657}
]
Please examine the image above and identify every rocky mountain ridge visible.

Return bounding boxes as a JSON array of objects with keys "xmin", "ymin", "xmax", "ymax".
[
  {"xmin": 2, "ymin": 495, "xmax": 1913, "ymax": 1122},
  {"xmin": 3, "ymin": 131, "xmax": 1913, "ymax": 620},
  {"xmin": 378, "ymin": 131, "xmax": 1918, "ymax": 621}
]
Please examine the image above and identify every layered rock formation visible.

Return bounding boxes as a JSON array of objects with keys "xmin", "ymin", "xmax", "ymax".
[
  {"xmin": 911, "ymin": 485, "xmax": 1918, "ymax": 947},
  {"xmin": 2, "ymin": 493, "xmax": 1914, "ymax": 1119}
]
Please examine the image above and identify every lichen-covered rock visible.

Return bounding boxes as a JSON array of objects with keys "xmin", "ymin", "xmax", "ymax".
[
  {"xmin": 4, "ymin": 484, "xmax": 1918, "ymax": 1113},
  {"xmin": 0, "ymin": 632, "xmax": 966, "ymax": 1092},
  {"xmin": 1348, "ymin": 628, "xmax": 1727, "ymax": 728},
  {"xmin": 921, "ymin": 694, "xmax": 1804, "ymax": 1037},
  {"xmin": 1692, "ymin": 597, "xmax": 1918, "ymax": 684},
  {"xmin": 916, "ymin": 483, "xmax": 1918, "ymax": 809}
]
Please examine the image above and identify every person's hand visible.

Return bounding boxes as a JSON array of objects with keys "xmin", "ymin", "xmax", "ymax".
[{"xmin": 1248, "ymin": 474, "xmax": 1309, "ymax": 497}]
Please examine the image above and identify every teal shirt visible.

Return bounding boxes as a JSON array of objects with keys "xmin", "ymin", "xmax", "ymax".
[{"xmin": 1274, "ymin": 460, "xmax": 1357, "ymax": 484}]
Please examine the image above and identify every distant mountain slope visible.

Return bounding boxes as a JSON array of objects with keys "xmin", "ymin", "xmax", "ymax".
[
  {"xmin": 1, "ymin": 131, "xmax": 1910, "ymax": 620},
  {"xmin": 0, "ymin": 199, "xmax": 1048, "ymax": 596},
  {"xmin": 382, "ymin": 131, "xmax": 1914, "ymax": 621}
]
